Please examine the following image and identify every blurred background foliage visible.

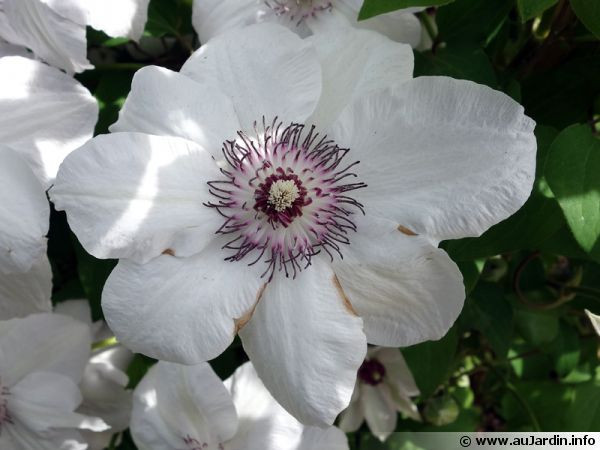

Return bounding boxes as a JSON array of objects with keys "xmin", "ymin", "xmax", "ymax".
[{"xmin": 45, "ymin": 0, "xmax": 600, "ymax": 447}]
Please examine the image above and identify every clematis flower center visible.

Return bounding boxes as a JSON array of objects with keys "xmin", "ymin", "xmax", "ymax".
[
  {"xmin": 0, "ymin": 377, "xmax": 12, "ymax": 429},
  {"xmin": 266, "ymin": 0, "xmax": 333, "ymax": 25},
  {"xmin": 182, "ymin": 435, "xmax": 224, "ymax": 450},
  {"xmin": 268, "ymin": 179, "xmax": 300, "ymax": 212},
  {"xmin": 206, "ymin": 119, "xmax": 366, "ymax": 280},
  {"xmin": 358, "ymin": 359, "xmax": 386, "ymax": 386}
]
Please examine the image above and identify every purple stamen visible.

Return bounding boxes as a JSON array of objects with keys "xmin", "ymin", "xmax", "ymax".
[{"xmin": 205, "ymin": 118, "xmax": 366, "ymax": 281}]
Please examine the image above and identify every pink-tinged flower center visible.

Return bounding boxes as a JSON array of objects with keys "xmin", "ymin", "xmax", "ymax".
[
  {"xmin": 265, "ymin": 0, "xmax": 333, "ymax": 25},
  {"xmin": 358, "ymin": 359, "xmax": 386, "ymax": 386},
  {"xmin": 0, "ymin": 377, "xmax": 12, "ymax": 430},
  {"xmin": 206, "ymin": 119, "xmax": 366, "ymax": 280}
]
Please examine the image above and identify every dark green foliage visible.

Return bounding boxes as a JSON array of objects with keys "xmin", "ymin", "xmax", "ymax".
[{"xmin": 358, "ymin": 0, "xmax": 455, "ymax": 20}]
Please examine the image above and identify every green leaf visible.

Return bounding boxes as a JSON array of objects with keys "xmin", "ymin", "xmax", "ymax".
[
  {"xmin": 510, "ymin": 344, "xmax": 555, "ymax": 380},
  {"xmin": 570, "ymin": 0, "xmax": 600, "ymax": 38},
  {"xmin": 358, "ymin": 0, "xmax": 454, "ymax": 21},
  {"xmin": 545, "ymin": 124, "xmax": 600, "ymax": 260},
  {"xmin": 522, "ymin": 56, "xmax": 600, "ymax": 128},
  {"xmin": 501, "ymin": 380, "xmax": 571, "ymax": 430},
  {"xmin": 564, "ymin": 381, "xmax": 600, "ymax": 430},
  {"xmin": 145, "ymin": 0, "xmax": 193, "ymax": 37},
  {"xmin": 546, "ymin": 322, "xmax": 581, "ymax": 377},
  {"xmin": 414, "ymin": 45, "xmax": 497, "ymax": 87},
  {"xmin": 502, "ymin": 380, "xmax": 600, "ymax": 431},
  {"xmin": 456, "ymin": 260, "xmax": 480, "ymax": 294},
  {"xmin": 436, "ymin": 0, "xmax": 513, "ymax": 44},
  {"xmin": 402, "ymin": 325, "xmax": 459, "ymax": 398},
  {"xmin": 517, "ymin": 0, "xmax": 558, "ymax": 22},
  {"xmin": 464, "ymin": 283, "xmax": 513, "ymax": 356},
  {"xmin": 514, "ymin": 307, "xmax": 559, "ymax": 345}
]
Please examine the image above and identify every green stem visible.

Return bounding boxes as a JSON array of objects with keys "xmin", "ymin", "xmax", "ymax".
[
  {"xmin": 108, "ymin": 433, "xmax": 120, "ymax": 450},
  {"xmin": 505, "ymin": 380, "xmax": 542, "ymax": 432},
  {"xmin": 487, "ymin": 365, "xmax": 541, "ymax": 432},
  {"xmin": 418, "ymin": 11, "xmax": 437, "ymax": 44}
]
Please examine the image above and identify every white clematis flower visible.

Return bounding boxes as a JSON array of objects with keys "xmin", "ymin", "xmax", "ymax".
[
  {"xmin": 193, "ymin": 0, "xmax": 424, "ymax": 47},
  {"xmin": 0, "ymin": 253, "xmax": 52, "ymax": 319},
  {"xmin": 55, "ymin": 300, "xmax": 134, "ymax": 450},
  {"xmin": 0, "ymin": 312, "xmax": 109, "ymax": 449},
  {"xmin": 0, "ymin": 145, "xmax": 49, "ymax": 274},
  {"xmin": 339, "ymin": 347, "xmax": 420, "ymax": 441},
  {"xmin": 0, "ymin": 56, "xmax": 98, "ymax": 186},
  {"xmin": 52, "ymin": 24, "xmax": 536, "ymax": 426},
  {"xmin": 0, "ymin": 0, "xmax": 150, "ymax": 73},
  {"xmin": 0, "ymin": 55, "xmax": 96, "ymax": 273},
  {"xmin": 131, "ymin": 360, "xmax": 349, "ymax": 450}
]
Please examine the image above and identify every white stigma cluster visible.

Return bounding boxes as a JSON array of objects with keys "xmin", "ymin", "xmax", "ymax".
[{"xmin": 267, "ymin": 179, "xmax": 300, "ymax": 212}]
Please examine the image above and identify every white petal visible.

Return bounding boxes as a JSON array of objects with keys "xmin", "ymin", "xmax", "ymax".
[
  {"xmin": 306, "ymin": 27, "xmax": 413, "ymax": 129},
  {"xmin": 90, "ymin": 345, "xmax": 134, "ymax": 374},
  {"xmin": 0, "ymin": 41, "xmax": 30, "ymax": 58},
  {"xmin": 334, "ymin": 0, "xmax": 422, "ymax": 46},
  {"xmin": 331, "ymin": 77, "xmax": 537, "ymax": 242},
  {"xmin": 0, "ymin": 255, "xmax": 51, "ymax": 319},
  {"xmin": 181, "ymin": 24, "xmax": 322, "ymax": 130},
  {"xmin": 51, "ymin": 132, "xmax": 222, "ymax": 263},
  {"xmin": 0, "ymin": 4, "xmax": 22, "ymax": 44},
  {"xmin": 299, "ymin": 6, "xmax": 354, "ymax": 37},
  {"xmin": 80, "ymin": 430, "xmax": 118, "ymax": 450},
  {"xmin": 78, "ymin": 357, "xmax": 132, "ymax": 432},
  {"xmin": 10, "ymin": 371, "xmax": 108, "ymax": 433},
  {"xmin": 2, "ymin": 0, "xmax": 92, "ymax": 73},
  {"xmin": 111, "ymin": 66, "xmax": 240, "ymax": 159},
  {"xmin": 239, "ymin": 257, "xmax": 367, "ymax": 426},
  {"xmin": 361, "ymin": 384, "xmax": 397, "ymax": 442},
  {"xmin": 0, "ymin": 312, "xmax": 91, "ymax": 386},
  {"xmin": 3, "ymin": 424, "xmax": 88, "ymax": 450},
  {"xmin": 102, "ymin": 242, "xmax": 265, "ymax": 363},
  {"xmin": 356, "ymin": 12, "xmax": 422, "ymax": 47},
  {"xmin": 39, "ymin": 0, "xmax": 150, "ymax": 40},
  {"xmin": 0, "ymin": 56, "xmax": 98, "ymax": 184},
  {"xmin": 226, "ymin": 361, "xmax": 348, "ymax": 450},
  {"xmin": 226, "ymin": 361, "xmax": 303, "ymax": 449},
  {"xmin": 373, "ymin": 347, "xmax": 419, "ymax": 397},
  {"xmin": 192, "ymin": 0, "xmax": 265, "ymax": 43},
  {"xmin": 374, "ymin": 349, "xmax": 421, "ymax": 421},
  {"xmin": 390, "ymin": 390, "xmax": 421, "ymax": 422},
  {"xmin": 54, "ymin": 299, "xmax": 92, "ymax": 328},
  {"xmin": 130, "ymin": 362, "xmax": 237, "ymax": 450},
  {"xmin": 585, "ymin": 310, "xmax": 600, "ymax": 336},
  {"xmin": 298, "ymin": 427, "xmax": 349, "ymax": 450},
  {"xmin": 333, "ymin": 217, "xmax": 464, "ymax": 347},
  {"xmin": 337, "ymin": 384, "xmax": 364, "ymax": 433},
  {"xmin": 0, "ymin": 146, "xmax": 48, "ymax": 274}
]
